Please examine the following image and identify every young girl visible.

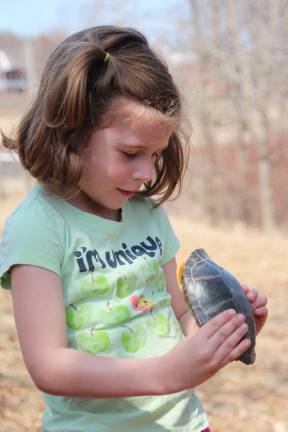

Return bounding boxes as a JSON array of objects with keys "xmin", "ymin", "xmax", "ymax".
[{"xmin": 0, "ymin": 26, "xmax": 267, "ymax": 432}]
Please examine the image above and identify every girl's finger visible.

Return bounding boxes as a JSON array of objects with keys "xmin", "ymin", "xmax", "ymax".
[
  {"xmin": 216, "ymin": 322, "xmax": 250, "ymax": 364},
  {"xmin": 221, "ymin": 337, "xmax": 251, "ymax": 366},
  {"xmin": 242, "ymin": 285, "xmax": 257, "ymax": 303},
  {"xmin": 241, "ymin": 285, "xmax": 250, "ymax": 293},
  {"xmin": 202, "ymin": 309, "xmax": 237, "ymax": 338},
  {"xmin": 217, "ymin": 321, "xmax": 249, "ymax": 361},
  {"xmin": 208, "ymin": 313, "xmax": 246, "ymax": 351},
  {"xmin": 251, "ymin": 294, "xmax": 268, "ymax": 310},
  {"xmin": 246, "ymin": 288, "xmax": 257, "ymax": 302},
  {"xmin": 254, "ymin": 306, "xmax": 268, "ymax": 316}
]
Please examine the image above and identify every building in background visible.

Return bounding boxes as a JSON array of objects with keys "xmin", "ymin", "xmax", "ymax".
[{"xmin": 0, "ymin": 50, "xmax": 26, "ymax": 92}]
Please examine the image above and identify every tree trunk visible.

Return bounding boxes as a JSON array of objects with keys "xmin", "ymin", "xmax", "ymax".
[{"xmin": 257, "ymin": 110, "xmax": 275, "ymax": 229}]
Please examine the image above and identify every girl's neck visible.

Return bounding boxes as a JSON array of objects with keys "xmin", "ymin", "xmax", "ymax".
[{"xmin": 67, "ymin": 192, "xmax": 122, "ymax": 222}]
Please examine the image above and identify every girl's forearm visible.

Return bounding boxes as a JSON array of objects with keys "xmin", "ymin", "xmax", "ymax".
[
  {"xmin": 34, "ymin": 348, "xmax": 170, "ymax": 398},
  {"xmin": 178, "ymin": 310, "xmax": 199, "ymax": 336}
]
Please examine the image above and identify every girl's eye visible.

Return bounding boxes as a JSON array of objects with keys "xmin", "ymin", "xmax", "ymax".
[
  {"xmin": 121, "ymin": 150, "xmax": 162, "ymax": 161},
  {"xmin": 122, "ymin": 151, "xmax": 137, "ymax": 158}
]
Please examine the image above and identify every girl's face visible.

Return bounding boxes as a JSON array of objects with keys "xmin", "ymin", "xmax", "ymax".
[{"xmin": 69, "ymin": 96, "xmax": 176, "ymax": 221}]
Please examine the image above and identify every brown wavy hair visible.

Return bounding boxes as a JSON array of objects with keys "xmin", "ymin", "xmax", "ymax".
[{"xmin": 2, "ymin": 25, "xmax": 190, "ymax": 204}]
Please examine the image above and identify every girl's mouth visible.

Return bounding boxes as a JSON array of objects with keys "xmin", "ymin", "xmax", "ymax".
[{"xmin": 117, "ymin": 188, "xmax": 136, "ymax": 198}]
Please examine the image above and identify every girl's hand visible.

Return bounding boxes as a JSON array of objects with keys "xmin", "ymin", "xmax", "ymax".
[
  {"xmin": 242, "ymin": 285, "xmax": 268, "ymax": 335},
  {"xmin": 163, "ymin": 309, "xmax": 251, "ymax": 393}
]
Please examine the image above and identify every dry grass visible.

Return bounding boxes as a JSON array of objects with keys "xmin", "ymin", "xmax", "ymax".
[
  {"xmin": 174, "ymin": 216, "xmax": 288, "ymax": 432},
  {"xmin": 0, "ymin": 190, "xmax": 287, "ymax": 432}
]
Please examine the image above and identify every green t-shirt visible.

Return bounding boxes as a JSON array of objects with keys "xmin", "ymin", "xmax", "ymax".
[{"xmin": 0, "ymin": 186, "xmax": 209, "ymax": 432}]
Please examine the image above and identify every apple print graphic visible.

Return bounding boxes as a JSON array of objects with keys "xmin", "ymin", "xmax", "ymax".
[
  {"xmin": 140, "ymin": 258, "xmax": 162, "ymax": 285},
  {"xmin": 158, "ymin": 298, "xmax": 171, "ymax": 309},
  {"xmin": 147, "ymin": 313, "xmax": 170, "ymax": 337},
  {"xmin": 121, "ymin": 324, "xmax": 146, "ymax": 353},
  {"xmin": 154, "ymin": 274, "xmax": 166, "ymax": 293},
  {"xmin": 115, "ymin": 272, "xmax": 137, "ymax": 299},
  {"xmin": 66, "ymin": 303, "xmax": 94, "ymax": 330},
  {"xmin": 76, "ymin": 328, "xmax": 111, "ymax": 353},
  {"xmin": 130, "ymin": 295, "xmax": 155, "ymax": 313},
  {"xmin": 80, "ymin": 273, "xmax": 111, "ymax": 297},
  {"xmin": 98, "ymin": 303, "xmax": 132, "ymax": 326}
]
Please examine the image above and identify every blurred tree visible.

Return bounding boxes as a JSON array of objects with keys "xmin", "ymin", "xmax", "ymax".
[{"xmin": 186, "ymin": 0, "xmax": 287, "ymax": 229}]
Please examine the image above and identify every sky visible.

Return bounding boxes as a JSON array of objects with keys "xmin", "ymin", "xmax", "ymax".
[
  {"xmin": 0, "ymin": 0, "xmax": 67, "ymax": 36},
  {"xmin": 0, "ymin": 0, "xmax": 191, "ymax": 42}
]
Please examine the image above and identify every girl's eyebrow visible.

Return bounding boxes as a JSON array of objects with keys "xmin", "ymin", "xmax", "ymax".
[{"xmin": 119, "ymin": 143, "xmax": 168, "ymax": 152}]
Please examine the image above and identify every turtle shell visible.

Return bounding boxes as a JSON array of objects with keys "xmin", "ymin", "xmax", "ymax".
[{"xmin": 182, "ymin": 248, "xmax": 256, "ymax": 365}]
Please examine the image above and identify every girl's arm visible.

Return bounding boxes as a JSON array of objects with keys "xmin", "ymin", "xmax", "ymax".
[
  {"xmin": 11, "ymin": 263, "xmax": 250, "ymax": 398},
  {"xmin": 11, "ymin": 265, "xmax": 167, "ymax": 398},
  {"xmin": 162, "ymin": 258, "xmax": 199, "ymax": 336}
]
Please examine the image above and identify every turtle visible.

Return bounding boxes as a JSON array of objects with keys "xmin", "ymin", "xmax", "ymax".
[{"xmin": 178, "ymin": 248, "xmax": 256, "ymax": 365}]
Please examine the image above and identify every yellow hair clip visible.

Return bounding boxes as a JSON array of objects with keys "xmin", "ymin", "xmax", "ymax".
[{"xmin": 104, "ymin": 51, "xmax": 110, "ymax": 62}]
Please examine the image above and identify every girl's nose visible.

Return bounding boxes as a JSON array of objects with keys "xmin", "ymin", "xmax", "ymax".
[{"xmin": 132, "ymin": 159, "xmax": 154, "ymax": 182}]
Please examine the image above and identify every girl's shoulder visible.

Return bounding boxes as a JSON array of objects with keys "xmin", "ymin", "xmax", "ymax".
[
  {"xmin": 0, "ymin": 186, "xmax": 65, "ymax": 289},
  {"xmin": 1, "ymin": 186, "xmax": 66, "ymax": 262},
  {"xmin": 5, "ymin": 185, "xmax": 65, "ymax": 231}
]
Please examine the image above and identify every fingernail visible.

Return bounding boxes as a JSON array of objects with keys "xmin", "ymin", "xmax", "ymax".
[{"xmin": 228, "ymin": 309, "xmax": 237, "ymax": 316}]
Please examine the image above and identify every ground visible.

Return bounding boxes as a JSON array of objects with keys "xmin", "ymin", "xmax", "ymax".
[{"xmin": 0, "ymin": 191, "xmax": 287, "ymax": 432}]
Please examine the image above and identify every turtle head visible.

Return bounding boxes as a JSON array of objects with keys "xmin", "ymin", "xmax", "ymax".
[{"xmin": 177, "ymin": 260, "xmax": 185, "ymax": 292}]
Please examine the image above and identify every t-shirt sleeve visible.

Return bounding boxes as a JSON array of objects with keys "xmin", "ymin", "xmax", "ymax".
[
  {"xmin": 0, "ymin": 199, "xmax": 65, "ymax": 289},
  {"xmin": 152, "ymin": 203, "xmax": 180, "ymax": 266}
]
